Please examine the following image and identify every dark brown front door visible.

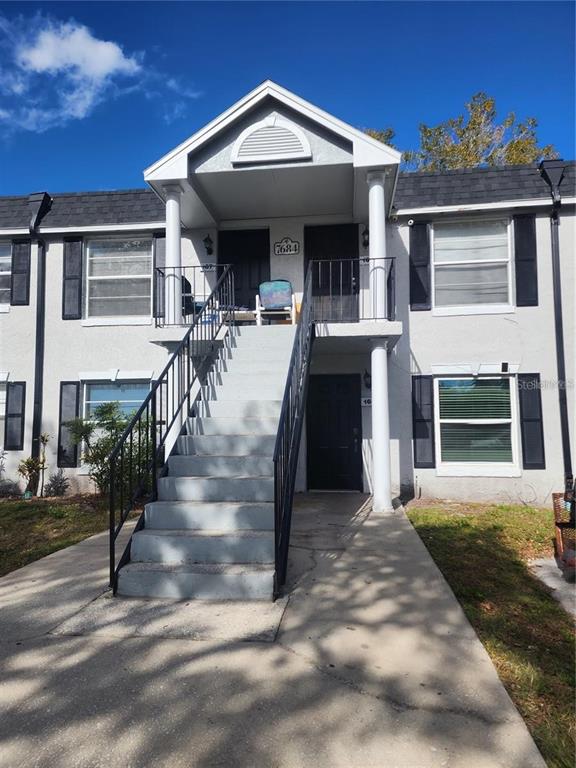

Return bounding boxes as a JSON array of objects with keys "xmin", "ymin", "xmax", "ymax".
[
  {"xmin": 218, "ymin": 229, "xmax": 270, "ymax": 309},
  {"xmin": 304, "ymin": 224, "xmax": 359, "ymax": 321},
  {"xmin": 307, "ymin": 374, "xmax": 363, "ymax": 491}
]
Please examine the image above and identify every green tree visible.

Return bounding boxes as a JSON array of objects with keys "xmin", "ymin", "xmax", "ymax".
[
  {"xmin": 366, "ymin": 92, "xmax": 557, "ymax": 171},
  {"xmin": 364, "ymin": 127, "xmax": 397, "ymax": 148}
]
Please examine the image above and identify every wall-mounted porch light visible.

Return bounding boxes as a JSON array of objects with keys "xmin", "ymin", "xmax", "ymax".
[
  {"xmin": 363, "ymin": 368, "xmax": 372, "ymax": 390},
  {"xmin": 361, "ymin": 226, "xmax": 369, "ymax": 250},
  {"xmin": 203, "ymin": 234, "xmax": 214, "ymax": 256}
]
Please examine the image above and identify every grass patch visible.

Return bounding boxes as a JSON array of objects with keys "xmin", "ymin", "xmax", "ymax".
[
  {"xmin": 0, "ymin": 495, "xmax": 109, "ymax": 577},
  {"xmin": 406, "ymin": 501, "xmax": 575, "ymax": 768}
]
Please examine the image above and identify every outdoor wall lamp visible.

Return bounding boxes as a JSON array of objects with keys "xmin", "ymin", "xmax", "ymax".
[
  {"xmin": 361, "ymin": 226, "xmax": 369, "ymax": 250},
  {"xmin": 363, "ymin": 368, "xmax": 372, "ymax": 390},
  {"xmin": 203, "ymin": 234, "xmax": 214, "ymax": 256}
]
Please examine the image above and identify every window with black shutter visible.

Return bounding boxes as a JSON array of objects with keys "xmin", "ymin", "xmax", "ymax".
[
  {"xmin": 10, "ymin": 240, "xmax": 31, "ymax": 306},
  {"xmin": 412, "ymin": 375, "xmax": 435, "ymax": 467},
  {"xmin": 57, "ymin": 382, "xmax": 80, "ymax": 468},
  {"xmin": 153, "ymin": 233, "xmax": 166, "ymax": 319},
  {"xmin": 514, "ymin": 215, "xmax": 538, "ymax": 307},
  {"xmin": 409, "ymin": 222, "xmax": 431, "ymax": 310},
  {"xmin": 4, "ymin": 382, "xmax": 26, "ymax": 451},
  {"xmin": 62, "ymin": 238, "xmax": 83, "ymax": 319},
  {"xmin": 518, "ymin": 374, "xmax": 545, "ymax": 469}
]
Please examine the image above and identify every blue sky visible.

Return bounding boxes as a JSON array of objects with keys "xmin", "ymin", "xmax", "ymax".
[{"xmin": 0, "ymin": 1, "xmax": 574, "ymax": 195}]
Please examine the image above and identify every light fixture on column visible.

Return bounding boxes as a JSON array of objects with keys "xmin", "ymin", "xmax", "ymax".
[
  {"xmin": 363, "ymin": 368, "xmax": 372, "ymax": 390},
  {"xmin": 203, "ymin": 234, "xmax": 214, "ymax": 256},
  {"xmin": 362, "ymin": 226, "xmax": 369, "ymax": 250}
]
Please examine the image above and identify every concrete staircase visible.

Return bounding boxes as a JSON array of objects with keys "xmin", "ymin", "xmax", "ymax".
[{"xmin": 116, "ymin": 325, "xmax": 295, "ymax": 600}]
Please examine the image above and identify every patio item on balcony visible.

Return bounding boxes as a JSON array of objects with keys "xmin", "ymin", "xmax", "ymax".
[
  {"xmin": 552, "ymin": 491, "xmax": 575, "ymax": 576},
  {"xmin": 255, "ymin": 280, "xmax": 296, "ymax": 326}
]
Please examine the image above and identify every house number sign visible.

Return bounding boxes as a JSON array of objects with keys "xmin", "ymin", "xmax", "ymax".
[{"xmin": 274, "ymin": 237, "xmax": 300, "ymax": 256}]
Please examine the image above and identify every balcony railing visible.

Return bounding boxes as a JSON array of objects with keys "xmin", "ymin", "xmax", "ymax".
[
  {"xmin": 155, "ymin": 257, "xmax": 396, "ymax": 327},
  {"xmin": 308, "ymin": 257, "xmax": 395, "ymax": 323},
  {"xmin": 154, "ymin": 264, "xmax": 230, "ymax": 327}
]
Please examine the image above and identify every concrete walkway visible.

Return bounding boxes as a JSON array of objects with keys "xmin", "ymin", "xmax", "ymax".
[{"xmin": 0, "ymin": 494, "xmax": 545, "ymax": 768}]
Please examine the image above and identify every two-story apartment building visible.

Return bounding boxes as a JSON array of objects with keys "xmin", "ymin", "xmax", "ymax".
[{"xmin": 0, "ymin": 80, "xmax": 574, "ymax": 532}]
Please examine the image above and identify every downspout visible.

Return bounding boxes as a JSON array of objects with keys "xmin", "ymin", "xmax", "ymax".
[
  {"xmin": 28, "ymin": 192, "xmax": 53, "ymax": 467},
  {"xmin": 538, "ymin": 160, "xmax": 573, "ymax": 513}
]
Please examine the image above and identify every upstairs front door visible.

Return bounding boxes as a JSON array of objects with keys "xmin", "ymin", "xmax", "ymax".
[
  {"xmin": 304, "ymin": 224, "xmax": 359, "ymax": 321},
  {"xmin": 307, "ymin": 374, "xmax": 363, "ymax": 491},
  {"xmin": 218, "ymin": 229, "xmax": 270, "ymax": 310}
]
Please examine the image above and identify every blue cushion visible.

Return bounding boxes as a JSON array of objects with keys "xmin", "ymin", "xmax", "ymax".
[{"xmin": 259, "ymin": 280, "xmax": 293, "ymax": 310}]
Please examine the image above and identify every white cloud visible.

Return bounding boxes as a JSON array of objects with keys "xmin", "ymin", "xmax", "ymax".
[{"xmin": 0, "ymin": 14, "xmax": 201, "ymax": 132}]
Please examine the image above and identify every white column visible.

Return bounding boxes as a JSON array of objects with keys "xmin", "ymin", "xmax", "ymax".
[
  {"xmin": 367, "ymin": 171, "xmax": 387, "ymax": 319},
  {"xmin": 371, "ymin": 340, "xmax": 393, "ymax": 512},
  {"xmin": 164, "ymin": 184, "xmax": 183, "ymax": 326},
  {"xmin": 368, "ymin": 171, "xmax": 393, "ymax": 513}
]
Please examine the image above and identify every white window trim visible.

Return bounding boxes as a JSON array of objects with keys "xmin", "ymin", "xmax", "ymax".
[
  {"xmin": 431, "ymin": 217, "xmax": 515, "ymax": 316},
  {"xmin": 434, "ymin": 375, "xmax": 521, "ymax": 477},
  {"xmin": 84, "ymin": 235, "xmax": 153, "ymax": 322},
  {"xmin": 0, "ymin": 243, "xmax": 11, "ymax": 309}
]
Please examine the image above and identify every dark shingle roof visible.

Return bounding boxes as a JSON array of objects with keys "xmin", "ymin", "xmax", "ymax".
[
  {"xmin": 0, "ymin": 189, "xmax": 165, "ymax": 229},
  {"xmin": 394, "ymin": 162, "xmax": 576, "ymax": 211},
  {"xmin": 0, "ymin": 163, "xmax": 574, "ymax": 229}
]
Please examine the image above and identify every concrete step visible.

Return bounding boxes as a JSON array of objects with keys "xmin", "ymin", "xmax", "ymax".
[
  {"xmin": 186, "ymin": 417, "xmax": 278, "ymax": 436},
  {"xmin": 158, "ymin": 475, "xmax": 274, "ymax": 502},
  {"xmin": 203, "ymin": 384, "xmax": 286, "ymax": 401},
  {"xmin": 131, "ymin": 529, "xmax": 274, "ymax": 564},
  {"xmin": 117, "ymin": 562, "xmax": 274, "ymax": 600},
  {"xmin": 168, "ymin": 454, "xmax": 274, "ymax": 477},
  {"xmin": 144, "ymin": 500, "xmax": 274, "ymax": 530},
  {"xmin": 198, "ymin": 399, "xmax": 282, "ymax": 419},
  {"xmin": 177, "ymin": 434, "xmax": 277, "ymax": 456}
]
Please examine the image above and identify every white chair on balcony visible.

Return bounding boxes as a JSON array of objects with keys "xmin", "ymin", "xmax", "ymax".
[{"xmin": 254, "ymin": 280, "xmax": 297, "ymax": 326}]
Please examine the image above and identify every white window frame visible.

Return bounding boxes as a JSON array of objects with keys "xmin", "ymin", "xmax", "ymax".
[
  {"xmin": 431, "ymin": 217, "xmax": 515, "ymax": 317},
  {"xmin": 434, "ymin": 375, "xmax": 521, "ymax": 477},
  {"xmin": 0, "ymin": 242, "xmax": 11, "ymax": 311},
  {"xmin": 84, "ymin": 236, "xmax": 153, "ymax": 321},
  {"xmin": 78, "ymin": 378, "xmax": 151, "ymax": 474}
]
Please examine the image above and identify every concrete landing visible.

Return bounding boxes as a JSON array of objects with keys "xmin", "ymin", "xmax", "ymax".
[
  {"xmin": 0, "ymin": 493, "xmax": 545, "ymax": 768},
  {"xmin": 53, "ymin": 593, "xmax": 287, "ymax": 641}
]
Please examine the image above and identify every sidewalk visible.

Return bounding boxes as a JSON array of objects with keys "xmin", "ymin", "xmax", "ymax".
[{"xmin": 0, "ymin": 494, "xmax": 545, "ymax": 768}]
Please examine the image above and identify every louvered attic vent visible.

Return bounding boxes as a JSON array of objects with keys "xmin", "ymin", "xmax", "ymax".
[{"xmin": 231, "ymin": 117, "xmax": 312, "ymax": 165}]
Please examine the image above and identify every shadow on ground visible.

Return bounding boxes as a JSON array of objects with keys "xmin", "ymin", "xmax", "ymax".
[{"xmin": 0, "ymin": 493, "xmax": 545, "ymax": 768}]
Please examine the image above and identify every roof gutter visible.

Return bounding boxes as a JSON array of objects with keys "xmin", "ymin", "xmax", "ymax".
[
  {"xmin": 539, "ymin": 160, "xmax": 573, "ymax": 514},
  {"xmin": 28, "ymin": 192, "xmax": 52, "ymax": 469}
]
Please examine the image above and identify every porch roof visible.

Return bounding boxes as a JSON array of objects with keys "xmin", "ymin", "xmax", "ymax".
[{"xmin": 143, "ymin": 80, "xmax": 401, "ymax": 228}]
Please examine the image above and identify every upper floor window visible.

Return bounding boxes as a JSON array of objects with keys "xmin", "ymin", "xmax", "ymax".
[
  {"xmin": 432, "ymin": 219, "xmax": 512, "ymax": 312},
  {"xmin": 0, "ymin": 243, "xmax": 11, "ymax": 305},
  {"xmin": 85, "ymin": 238, "xmax": 152, "ymax": 318}
]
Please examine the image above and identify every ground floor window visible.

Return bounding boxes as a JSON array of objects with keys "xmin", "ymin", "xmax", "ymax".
[
  {"xmin": 435, "ymin": 376, "xmax": 518, "ymax": 470},
  {"xmin": 84, "ymin": 381, "xmax": 150, "ymax": 418}
]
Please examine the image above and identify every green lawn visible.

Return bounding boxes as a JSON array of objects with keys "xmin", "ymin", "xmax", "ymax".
[
  {"xmin": 406, "ymin": 501, "xmax": 575, "ymax": 768},
  {"xmin": 0, "ymin": 495, "xmax": 109, "ymax": 577}
]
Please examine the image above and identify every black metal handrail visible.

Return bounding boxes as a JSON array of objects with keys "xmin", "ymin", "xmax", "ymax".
[
  {"xmin": 273, "ymin": 265, "xmax": 315, "ymax": 598},
  {"xmin": 309, "ymin": 256, "xmax": 395, "ymax": 322},
  {"xmin": 108, "ymin": 265, "xmax": 235, "ymax": 592}
]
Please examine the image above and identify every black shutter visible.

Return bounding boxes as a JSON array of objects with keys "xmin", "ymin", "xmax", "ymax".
[
  {"xmin": 57, "ymin": 382, "xmax": 80, "ymax": 468},
  {"xmin": 514, "ymin": 215, "xmax": 538, "ymax": 307},
  {"xmin": 10, "ymin": 240, "xmax": 31, "ymax": 306},
  {"xmin": 4, "ymin": 382, "xmax": 26, "ymax": 450},
  {"xmin": 518, "ymin": 374, "xmax": 545, "ymax": 469},
  {"xmin": 62, "ymin": 238, "xmax": 83, "ymax": 319},
  {"xmin": 153, "ymin": 233, "xmax": 165, "ymax": 319},
  {"xmin": 409, "ymin": 222, "xmax": 431, "ymax": 310},
  {"xmin": 412, "ymin": 375, "xmax": 435, "ymax": 468}
]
